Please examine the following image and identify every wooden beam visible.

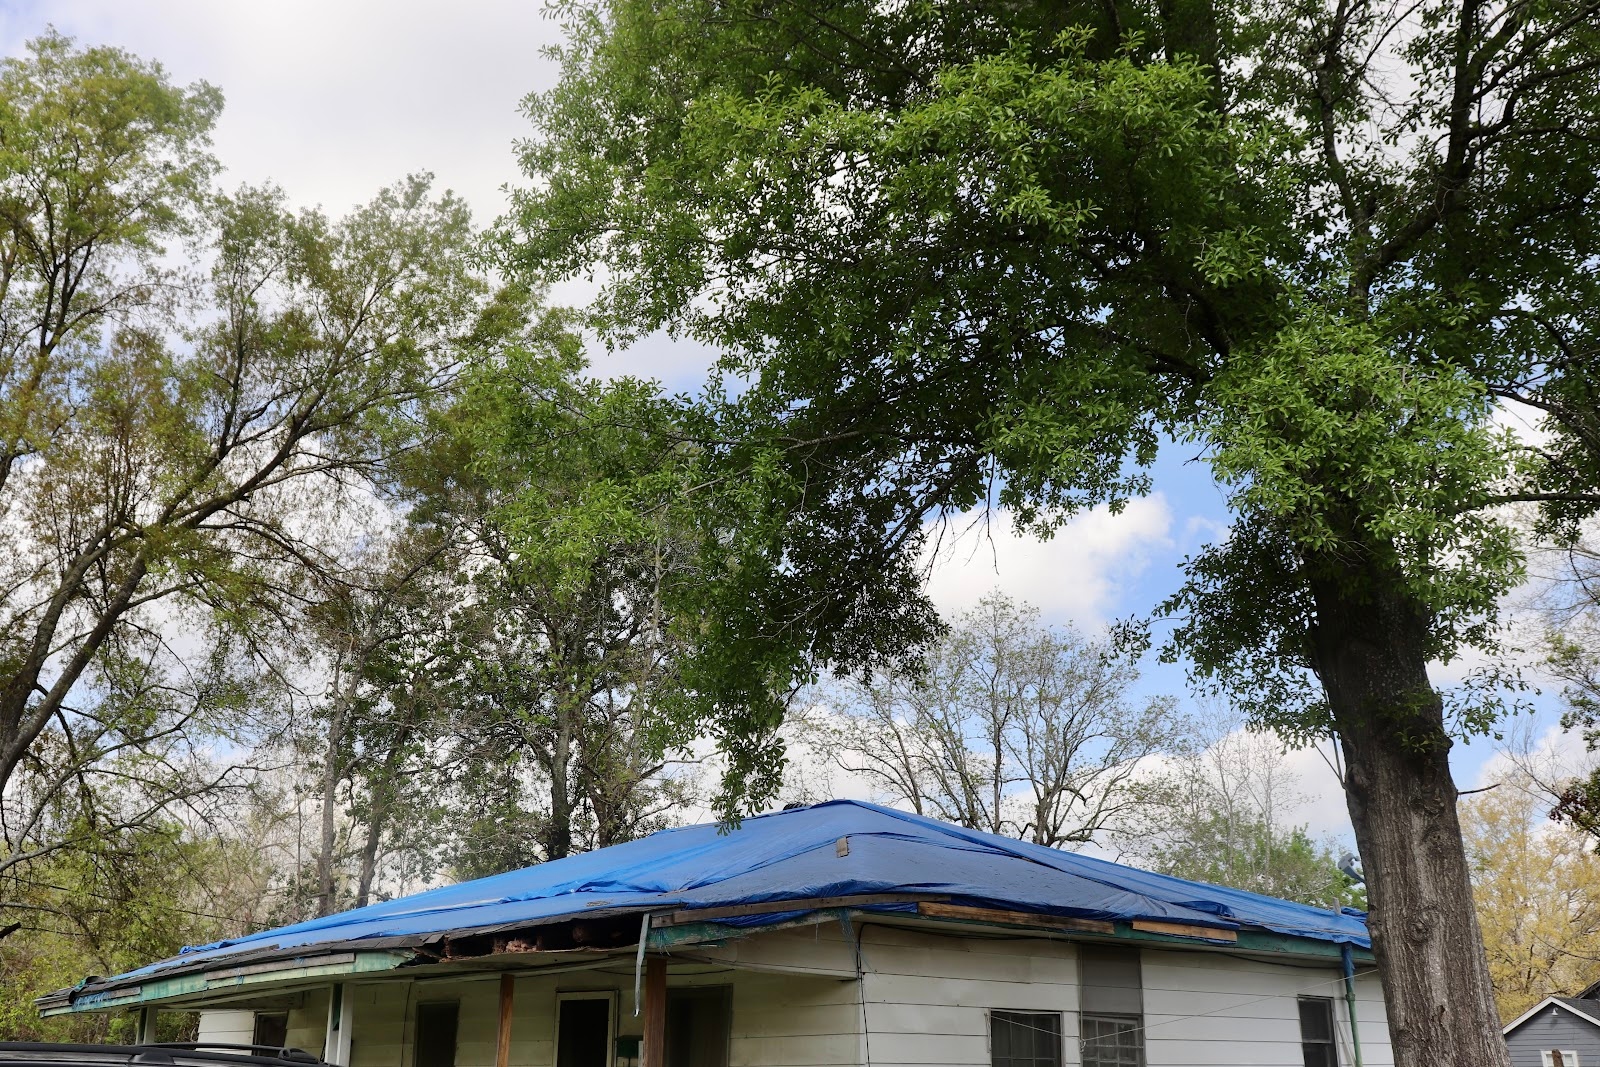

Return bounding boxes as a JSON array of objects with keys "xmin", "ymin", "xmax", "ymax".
[
  {"xmin": 665, "ymin": 894, "xmax": 944, "ymax": 925},
  {"xmin": 1130, "ymin": 919, "xmax": 1238, "ymax": 943},
  {"xmin": 916, "ymin": 901, "xmax": 1116, "ymax": 934},
  {"xmin": 642, "ymin": 958, "xmax": 667, "ymax": 1067},
  {"xmin": 496, "ymin": 973, "xmax": 515, "ymax": 1067}
]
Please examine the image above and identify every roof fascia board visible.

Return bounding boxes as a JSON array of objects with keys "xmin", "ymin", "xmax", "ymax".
[{"xmin": 39, "ymin": 951, "xmax": 412, "ymax": 1017}]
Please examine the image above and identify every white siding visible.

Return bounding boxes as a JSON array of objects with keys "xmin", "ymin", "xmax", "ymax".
[
  {"xmin": 855, "ymin": 924, "xmax": 1081, "ymax": 1067},
  {"xmin": 1141, "ymin": 949, "xmax": 1392, "ymax": 1067},
  {"xmin": 197, "ymin": 1010, "xmax": 256, "ymax": 1046},
  {"xmin": 312, "ymin": 925, "xmax": 1393, "ymax": 1067}
]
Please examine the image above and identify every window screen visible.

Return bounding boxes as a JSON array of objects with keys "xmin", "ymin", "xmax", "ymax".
[
  {"xmin": 1079, "ymin": 947, "xmax": 1142, "ymax": 1016},
  {"xmin": 665, "ymin": 987, "xmax": 730, "ymax": 1067},
  {"xmin": 558, "ymin": 997, "xmax": 613, "ymax": 1067},
  {"xmin": 989, "ymin": 1011, "xmax": 1061, "ymax": 1067},
  {"xmin": 252, "ymin": 1012, "xmax": 288, "ymax": 1050},
  {"xmin": 1298, "ymin": 997, "xmax": 1336, "ymax": 1067},
  {"xmin": 415, "ymin": 1001, "xmax": 460, "ymax": 1067}
]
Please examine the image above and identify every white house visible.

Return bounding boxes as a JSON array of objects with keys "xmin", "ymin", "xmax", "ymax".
[{"xmin": 37, "ymin": 800, "xmax": 1391, "ymax": 1067}]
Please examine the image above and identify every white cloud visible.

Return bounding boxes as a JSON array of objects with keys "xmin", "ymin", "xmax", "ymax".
[
  {"xmin": 2, "ymin": 0, "xmax": 559, "ymax": 224},
  {"xmin": 923, "ymin": 495, "xmax": 1175, "ymax": 629}
]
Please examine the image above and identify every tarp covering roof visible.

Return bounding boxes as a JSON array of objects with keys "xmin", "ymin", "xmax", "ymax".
[{"xmin": 115, "ymin": 799, "xmax": 1370, "ymax": 983}]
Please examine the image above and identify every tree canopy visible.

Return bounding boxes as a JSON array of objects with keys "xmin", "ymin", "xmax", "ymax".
[{"xmin": 503, "ymin": 1, "xmax": 1600, "ymax": 1064}]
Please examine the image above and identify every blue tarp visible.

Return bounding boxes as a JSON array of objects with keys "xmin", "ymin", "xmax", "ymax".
[{"xmin": 115, "ymin": 799, "xmax": 1369, "ymax": 983}]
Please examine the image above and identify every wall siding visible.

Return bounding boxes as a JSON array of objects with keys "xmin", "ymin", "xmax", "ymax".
[
  {"xmin": 191, "ymin": 926, "xmax": 1394, "ymax": 1067},
  {"xmin": 197, "ymin": 1010, "xmax": 256, "ymax": 1047},
  {"xmin": 1140, "ymin": 950, "xmax": 1391, "ymax": 1067},
  {"xmin": 1505, "ymin": 1010, "xmax": 1600, "ymax": 1067}
]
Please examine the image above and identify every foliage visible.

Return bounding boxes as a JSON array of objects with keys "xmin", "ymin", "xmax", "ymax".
[
  {"xmin": 408, "ymin": 297, "xmax": 707, "ymax": 871},
  {"xmin": 0, "ymin": 30, "xmax": 487, "ymax": 877},
  {"xmin": 1118, "ymin": 717, "xmax": 1361, "ymax": 909},
  {"xmin": 0, "ymin": 815, "xmax": 270, "ymax": 1040},
  {"xmin": 805, "ymin": 593, "xmax": 1184, "ymax": 847},
  {"xmin": 1463, "ymin": 775, "xmax": 1600, "ymax": 1023},
  {"xmin": 498, "ymin": 0, "xmax": 1600, "ymax": 800}
]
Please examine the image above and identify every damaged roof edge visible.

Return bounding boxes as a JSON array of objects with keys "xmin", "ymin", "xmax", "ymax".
[
  {"xmin": 35, "ymin": 950, "xmax": 414, "ymax": 1017},
  {"xmin": 38, "ymin": 897, "xmax": 1377, "ymax": 1018}
]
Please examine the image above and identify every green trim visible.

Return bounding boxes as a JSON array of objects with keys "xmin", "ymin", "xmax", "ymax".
[
  {"xmin": 40, "ymin": 951, "xmax": 412, "ymax": 1016},
  {"xmin": 650, "ymin": 906, "xmax": 1373, "ymax": 964}
]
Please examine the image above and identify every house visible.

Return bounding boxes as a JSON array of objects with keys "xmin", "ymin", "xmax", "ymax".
[
  {"xmin": 38, "ymin": 800, "xmax": 1392, "ymax": 1067},
  {"xmin": 1503, "ymin": 981, "xmax": 1600, "ymax": 1066}
]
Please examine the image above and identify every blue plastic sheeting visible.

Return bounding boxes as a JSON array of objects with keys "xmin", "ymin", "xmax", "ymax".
[{"xmin": 114, "ymin": 799, "xmax": 1369, "ymax": 983}]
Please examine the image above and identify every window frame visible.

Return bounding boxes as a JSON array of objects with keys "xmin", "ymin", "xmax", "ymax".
[
  {"xmin": 251, "ymin": 1011, "xmax": 289, "ymax": 1050},
  {"xmin": 1542, "ymin": 1052, "xmax": 1581, "ymax": 1067},
  {"xmin": 1297, "ymin": 996, "xmax": 1338, "ymax": 1067},
  {"xmin": 556, "ymin": 990, "xmax": 618, "ymax": 1067},
  {"xmin": 986, "ymin": 1009, "xmax": 1063, "ymax": 1067},
  {"xmin": 1078, "ymin": 1012, "xmax": 1144, "ymax": 1067}
]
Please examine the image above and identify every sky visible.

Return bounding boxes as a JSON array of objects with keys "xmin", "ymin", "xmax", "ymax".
[{"xmin": 2, "ymin": 0, "xmax": 1581, "ymax": 851}]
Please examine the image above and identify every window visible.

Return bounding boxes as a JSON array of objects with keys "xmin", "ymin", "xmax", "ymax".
[
  {"xmin": 252, "ymin": 1012, "xmax": 288, "ymax": 1050},
  {"xmin": 989, "ymin": 1011, "xmax": 1061, "ymax": 1067},
  {"xmin": 665, "ymin": 987, "xmax": 730, "ymax": 1067},
  {"xmin": 1298, "ymin": 997, "xmax": 1337, "ymax": 1067},
  {"xmin": 1080, "ymin": 1016, "xmax": 1141, "ymax": 1067},
  {"xmin": 415, "ymin": 1001, "xmax": 459, "ymax": 1067},
  {"xmin": 1080, "ymin": 946, "xmax": 1143, "ymax": 1067},
  {"xmin": 558, "ymin": 993, "xmax": 615, "ymax": 1067},
  {"xmin": 1542, "ymin": 1052, "xmax": 1581, "ymax": 1067}
]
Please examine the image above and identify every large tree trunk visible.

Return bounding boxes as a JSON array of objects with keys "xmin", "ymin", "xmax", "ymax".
[
  {"xmin": 315, "ymin": 692, "xmax": 352, "ymax": 918},
  {"xmin": 1312, "ymin": 579, "xmax": 1510, "ymax": 1067},
  {"xmin": 545, "ymin": 696, "xmax": 575, "ymax": 862}
]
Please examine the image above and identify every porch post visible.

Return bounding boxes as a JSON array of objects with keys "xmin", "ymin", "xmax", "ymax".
[
  {"xmin": 496, "ymin": 974, "xmax": 516, "ymax": 1067},
  {"xmin": 642, "ymin": 958, "xmax": 667, "ymax": 1067},
  {"xmin": 136, "ymin": 1007, "xmax": 155, "ymax": 1045}
]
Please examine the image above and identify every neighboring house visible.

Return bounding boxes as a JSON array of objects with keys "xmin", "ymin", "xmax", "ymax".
[
  {"xmin": 1503, "ymin": 983, "xmax": 1600, "ymax": 1067},
  {"xmin": 37, "ymin": 800, "xmax": 1391, "ymax": 1067}
]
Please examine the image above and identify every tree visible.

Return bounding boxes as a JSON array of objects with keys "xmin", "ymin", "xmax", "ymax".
[
  {"xmin": 0, "ymin": 32, "xmax": 487, "ymax": 880},
  {"xmin": 1527, "ymin": 531, "xmax": 1600, "ymax": 839},
  {"xmin": 502, "ymin": 1, "xmax": 1600, "ymax": 1062},
  {"xmin": 1119, "ymin": 712, "xmax": 1360, "ymax": 908},
  {"xmin": 400, "ymin": 298, "xmax": 705, "ymax": 874},
  {"xmin": 812, "ymin": 593, "xmax": 1181, "ymax": 847},
  {"xmin": 294, "ymin": 530, "xmax": 457, "ymax": 917},
  {"xmin": 1462, "ymin": 772, "xmax": 1600, "ymax": 1023}
]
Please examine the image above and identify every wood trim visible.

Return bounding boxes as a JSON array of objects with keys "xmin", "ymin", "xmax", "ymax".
[
  {"xmin": 915, "ymin": 901, "xmax": 1116, "ymax": 934},
  {"xmin": 495, "ymin": 973, "xmax": 515, "ymax": 1067},
  {"xmin": 1129, "ymin": 919, "xmax": 1238, "ymax": 942},
  {"xmin": 642, "ymin": 958, "xmax": 666, "ymax": 1067},
  {"xmin": 665, "ymin": 894, "xmax": 944, "ymax": 924}
]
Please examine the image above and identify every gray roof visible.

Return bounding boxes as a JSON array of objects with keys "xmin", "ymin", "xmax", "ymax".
[{"xmin": 1553, "ymin": 998, "xmax": 1600, "ymax": 1025}]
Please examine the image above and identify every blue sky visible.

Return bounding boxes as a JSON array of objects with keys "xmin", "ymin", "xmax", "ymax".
[{"xmin": 4, "ymin": 0, "xmax": 1577, "ymax": 847}]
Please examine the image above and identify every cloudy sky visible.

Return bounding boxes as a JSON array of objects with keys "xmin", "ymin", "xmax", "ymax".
[{"xmin": 2, "ymin": 0, "xmax": 1575, "ymax": 847}]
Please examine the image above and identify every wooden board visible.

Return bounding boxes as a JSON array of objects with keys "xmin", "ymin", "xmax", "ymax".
[
  {"xmin": 915, "ymin": 901, "xmax": 1115, "ymax": 934},
  {"xmin": 665, "ymin": 894, "xmax": 943, "ymax": 924},
  {"xmin": 1130, "ymin": 919, "xmax": 1239, "ymax": 943}
]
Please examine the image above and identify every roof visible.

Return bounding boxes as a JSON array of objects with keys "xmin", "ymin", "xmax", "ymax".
[
  {"xmin": 92, "ymin": 799, "xmax": 1372, "ymax": 987},
  {"xmin": 1504, "ymin": 996, "xmax": 1600, "ymax": 1035}
]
